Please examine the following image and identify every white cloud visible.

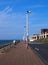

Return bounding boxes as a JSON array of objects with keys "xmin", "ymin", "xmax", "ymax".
[
  {"xmin": 0, "ymin": 6, "xmax": 25, "ymax": 28},
  {"xmin": 0, "ymin": 6, "xmax": 12, "ymax": 14},
  {"xmin": 0, "ymin": 6, "xmax": 25, "ymax": 39}
]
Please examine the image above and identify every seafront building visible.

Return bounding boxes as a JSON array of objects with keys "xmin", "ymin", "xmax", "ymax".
[
  {"xmin": 29, "ymin": 34, "xmax": 39, "ymax": 41},
  {"xmin": 29, "ymin": 29, "xmax": 48, "ymax": 41}
]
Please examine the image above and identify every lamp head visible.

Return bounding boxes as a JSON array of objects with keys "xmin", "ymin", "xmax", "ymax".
[{"xmin": 26, "ymin": 11, "xmax": 31, "ymax": 14}]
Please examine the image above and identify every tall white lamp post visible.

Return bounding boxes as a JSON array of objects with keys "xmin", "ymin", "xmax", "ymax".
[{"xmin": 26, "ymin": 11, "xmax": 31, "ymax": 46}]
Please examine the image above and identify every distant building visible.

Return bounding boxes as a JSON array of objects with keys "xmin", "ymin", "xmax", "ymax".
[
  {"xmin": 39, "ymin": 29, "xmax": 48, "ymax": 39},
  {"xmin": 41, "ymin": 29, "xmax": 48, "ymax": 34},
  {"xmin": 29, "ymin": 29, "xmax": 48, "ymax": 41},
  {"xmin": 29, "ymin": 34, "xmax": 39, "ymax": 41}
]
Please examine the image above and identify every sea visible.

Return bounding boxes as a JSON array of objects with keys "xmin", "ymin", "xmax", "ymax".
[{"xmin": 0, "ymin": 40, "xmax": 13, "ymax": 46}]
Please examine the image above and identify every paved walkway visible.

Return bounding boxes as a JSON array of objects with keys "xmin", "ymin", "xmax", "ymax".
[{"xmin": 0, "ymin": 41, "xmax": 44, "ymax": 65}]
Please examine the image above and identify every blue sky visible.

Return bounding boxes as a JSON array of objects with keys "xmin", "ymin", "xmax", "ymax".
[{"xmin": 0, "ymin": 0, "xmax": 48, "ymax": 40}]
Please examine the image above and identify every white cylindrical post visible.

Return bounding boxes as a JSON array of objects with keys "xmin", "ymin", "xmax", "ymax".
[
  {"xmin": 25, "ymin": 11, "xmax": 31, "ymax": 48},
  {"xmin": 26, "ymin": 13, "xmax": 29, "ymax": 39}
]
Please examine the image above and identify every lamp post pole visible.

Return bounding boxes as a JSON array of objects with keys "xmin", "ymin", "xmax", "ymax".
[
  {"xmin": 26, "ymin": 12, "xmax": 28, "ymax": 38},
  {"xmin": 26, "ymin": 11, "xmax": 31, "ymax": 48}
]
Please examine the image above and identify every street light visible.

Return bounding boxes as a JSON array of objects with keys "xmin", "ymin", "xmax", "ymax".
[{"xmin": 26, "ymin": 11, "xmax": 31, "ymax": 44}]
